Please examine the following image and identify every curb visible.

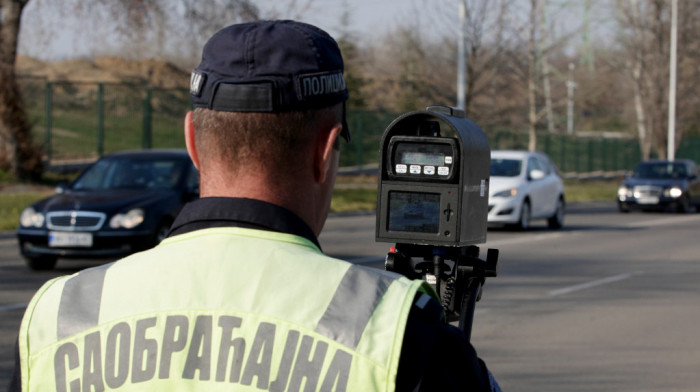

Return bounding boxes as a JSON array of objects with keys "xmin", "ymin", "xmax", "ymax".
[{"xmin": 0, "ymin": 231, "xmax": 16, "ymax": 240}]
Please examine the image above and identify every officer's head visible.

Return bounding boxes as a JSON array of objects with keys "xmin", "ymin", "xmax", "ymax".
[{"xmin": 185, "ymin": 20, "xmax": 350, "ymax": 233}]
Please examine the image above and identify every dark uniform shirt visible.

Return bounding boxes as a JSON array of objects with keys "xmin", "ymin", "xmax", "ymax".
[{"xmin": 8, "ymin": 197, "xmax": 495, "ymax": 392}]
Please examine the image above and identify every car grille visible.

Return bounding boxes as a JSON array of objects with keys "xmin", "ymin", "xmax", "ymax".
[
  {"xmin": 46, "ymin": 211, "xmax": 106, "ymax": 231},
  {"xmin": 633, "ymin": 185, "xmax": 662, "ymax": 198}
]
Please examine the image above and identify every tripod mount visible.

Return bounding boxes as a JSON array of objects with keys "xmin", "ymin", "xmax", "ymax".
[{"xmin": 385, "ymin": 243, "xmax": 498, "ymax": 340}]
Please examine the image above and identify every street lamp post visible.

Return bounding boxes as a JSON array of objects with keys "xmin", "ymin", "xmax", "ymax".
[
  {"xmin": 457, "ymin": 0, "xmax": 467, "ymax": 110},
  {"xmin": 667, "ymin": 0, "xmax": 678, "ymax": 160}
]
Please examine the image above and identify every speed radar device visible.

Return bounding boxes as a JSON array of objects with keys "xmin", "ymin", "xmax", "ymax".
[
  {"xmin": 376, "ymin": 105, "xmax": 490, "ymax": 246},
  {"xmin": 375, "ymin": 105, "xmax": 498, "ymax": 339}
]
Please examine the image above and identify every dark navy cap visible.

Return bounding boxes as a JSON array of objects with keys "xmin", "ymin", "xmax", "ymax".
[{"xmin": 190, "ymin": 20, "xmax": 351, "ymax": 142}]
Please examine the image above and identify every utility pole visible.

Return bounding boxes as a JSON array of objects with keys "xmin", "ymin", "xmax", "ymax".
[
  {"xmin": 527, "ymin": 0, "xmax": 538, "ymax": 151},
  {"xmin": 457, "ymin": 0, "xmax": 467, "ymax": 110},
  {"xmin": 581, "ymin": 0, "xmax": 595, "ymax": 77},
  {"xmin": 566, "ymin": 63, "xmax": 576, "ymax": 134},
  {"xmin": 540, "ymin": 0, "xmax": 555, "ymax": 133},
  {"xmin": 667, "ymin": 0, "xmax": 678, "ymax": 161}
]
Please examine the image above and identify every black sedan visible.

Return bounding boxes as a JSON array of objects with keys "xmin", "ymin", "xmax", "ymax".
[
  {"xmin": 17, "ymin": 149, "xmax": 198, "ymax": 270},
  {"xmin": 617, "ymin": 159, "xmax": 700, "ymax": 213}
]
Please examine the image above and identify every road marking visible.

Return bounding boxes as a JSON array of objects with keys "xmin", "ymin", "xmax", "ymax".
[
  {"xmin": 0, "ymin": 303, "xmax": 27, "ymax": 312},
  {"xmin": 487, "ymin": 232, "xmax": 564, "ymax": 247},
  {"xmin": 549, "ymin": 271, "xmax": 642, "ymax": 296}
]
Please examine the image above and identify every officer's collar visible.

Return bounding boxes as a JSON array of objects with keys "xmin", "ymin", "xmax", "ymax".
[{"xmin": 168, "ymin": 197, "xmax": 321, "ymax": 250}]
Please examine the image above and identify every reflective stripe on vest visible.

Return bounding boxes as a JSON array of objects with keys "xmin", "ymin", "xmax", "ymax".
[
  {"xmin": 57, "ymin": 262, "xmax": 111, "ymax": 340},
  {"xmin": 19, "ymin": 227, "xmax": 429, "ymax": 392},
  {"xmin": 55, "ymin": 263, "xmax": 397, "ymax": 350}
]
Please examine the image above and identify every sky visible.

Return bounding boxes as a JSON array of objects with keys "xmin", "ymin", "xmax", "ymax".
[
  {"xmin": 281, "ymin": 0, "xmax": 423, "ymax": 37},
  {"xmin": 16, "ymin": 0, "xmax": 608, "ymax": 62},
  {"xmin": 17, "ymin": 0, "xmax": 432, "ymax": 61},
  {"xmin": 275, "ymin": 0, "xmax": 458, "ymax": 41}
]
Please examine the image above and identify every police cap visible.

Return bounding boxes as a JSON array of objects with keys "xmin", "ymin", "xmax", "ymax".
[{"xmin": 190, "ymin": 20, "xmax": 351, "ymax": 142}]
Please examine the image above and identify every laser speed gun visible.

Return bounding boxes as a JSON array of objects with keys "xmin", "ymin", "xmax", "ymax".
[{"xmin": 375, "ymin": 105, "xmax": 499, "ymax": 338}]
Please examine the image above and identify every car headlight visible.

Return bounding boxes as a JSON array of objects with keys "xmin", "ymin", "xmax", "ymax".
[
  {"xmin": 665, "ymin": 186, "xmax": 683, "ymax": 198},
  {"xmin": 109, "ymin": 209, "xmax": 145, "ymax": 229},
  {"xmin": 20, "ymin": 207, "xmax": 44, "ymax": 228},
  {"xmin": 617, "ymin": 185, "xmax": 630, "ymax": 197},
  {"xmin": 493, "ymin": 188, "xmax": 518, "ymax": 198}
]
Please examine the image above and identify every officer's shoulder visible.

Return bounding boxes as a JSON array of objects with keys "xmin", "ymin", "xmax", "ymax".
[{"xmin": 408, "ymin": 292, "xmax": 445, "ymax": 325}]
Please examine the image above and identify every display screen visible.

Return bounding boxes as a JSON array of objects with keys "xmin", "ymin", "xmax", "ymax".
[
  {"xmin": 388, "ymin": 191, "xmax": 440, "ymax": 233},
  {"xmin": 400, "ymin": 151, "xmax": 444, "ymax": 166}
]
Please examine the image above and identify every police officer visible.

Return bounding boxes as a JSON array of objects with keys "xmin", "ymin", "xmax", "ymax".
[{"xmin": 9, "ymin": 20, "xmax": 499, "ymax": 391}]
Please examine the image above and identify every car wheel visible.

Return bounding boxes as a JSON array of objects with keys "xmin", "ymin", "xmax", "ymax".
[
  {"xmin": 516, "ymin": 200, "xmax": 531, "ymax": 230},
  {"xmin": 547, "ymin": 197, "xmax": 565, "ymax": 229},
  {"xmin": 676, "ymin": 195, "xmax": 691, "ymax": 213},
  {"xmin": 618, "ymin": 201, "xmax": 630, "ymax": 213},
  {"xmin": 23, "ymin": 255, "xmax": 57, "ymax": 271}
]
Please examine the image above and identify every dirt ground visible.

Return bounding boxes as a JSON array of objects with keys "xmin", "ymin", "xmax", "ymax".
[{"xmin": 16, "ymin": 55, "xmax": 189, "ymax": 88}]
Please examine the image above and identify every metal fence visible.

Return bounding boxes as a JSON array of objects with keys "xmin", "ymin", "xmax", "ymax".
[
  {"xmin": 20, "ymin": 78, "xmax": 188, "ymax": 162},
  {"xmin": 19, "ymin": 78, "xmax": 700, "ymax": 174}
]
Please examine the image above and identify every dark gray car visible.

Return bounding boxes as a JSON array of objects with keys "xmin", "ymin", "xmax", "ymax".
[
  {"xmin": 617, "ymin": 159, "xmax": 700, "ymax": 213},
  {"xmin": 16, "ymin": 149, "xmax": 199, "ymax": 270}
]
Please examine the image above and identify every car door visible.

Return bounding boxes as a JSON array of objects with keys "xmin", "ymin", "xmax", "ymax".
[
  {"xmin": 527, "ymin": 155, "xmax": 559, "ymax": 218},
  {"xmin": 526, "ymin": 157, "xmax": 548, "ymax": 218}
]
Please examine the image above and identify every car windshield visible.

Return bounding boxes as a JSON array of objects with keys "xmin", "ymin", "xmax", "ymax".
[
  {"xmin": 491, "ymin": 158, "xmax": 523, "ymax": 177},
  {"xmin": 72, "ymin": 157, "xmax": 187, "ymax": 190},
  {"xmin": 632, "ymin": 162, "xmax": 687, "ymax": 179}
]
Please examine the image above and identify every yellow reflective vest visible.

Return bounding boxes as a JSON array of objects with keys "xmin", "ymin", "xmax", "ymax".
[{"xmin": 19, "ymin": 227, "xmax": 434, "ymax": 391}]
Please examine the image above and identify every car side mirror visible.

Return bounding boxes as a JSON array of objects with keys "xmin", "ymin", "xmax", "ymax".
[{"xmin": 529, "ymin": 169, "xmax": 545, "ymax": 181}]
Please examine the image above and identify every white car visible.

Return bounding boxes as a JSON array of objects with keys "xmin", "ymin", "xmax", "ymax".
[{"xmin": 488, "ymin": 150, "xmax": 565, "ymax": 230}]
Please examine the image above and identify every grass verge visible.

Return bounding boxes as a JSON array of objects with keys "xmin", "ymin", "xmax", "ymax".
[
  {"xmin": 563, "ymin": 179, "xmax": 619, "ymax": 202},
  {"xmin": 0, "ymin": 170, "xmax": 76, "ymax": 231},
  {"xmin": 330, "ymin": 176, "xmax": 621, "ymax": 213},
  {"xmin": 0, "ymin": 192, "xmax": 53, "ymax": 231}
]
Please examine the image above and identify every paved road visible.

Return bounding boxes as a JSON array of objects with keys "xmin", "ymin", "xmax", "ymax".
[
  {"xmin": 320, "ymin": 202, "xmax": 700, "ymax": 392},
  {"xmin": 2, "ymin": 202, "xmax": 700, "ymax": 391}
]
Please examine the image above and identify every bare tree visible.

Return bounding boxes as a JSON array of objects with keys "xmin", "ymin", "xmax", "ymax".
[
  {"xmin": 335, "ymin": 4, "xmax": 367, "ymax": 111},
  {"xmin": 419, "ymin": 0, "xmax": 576, "ymax": 150},
  {"xmin": 70, "ymin": 0, "xmax": 261, "ymax": 66},
  {"xmin": 526, "ymin": 0, "xmax": 586, "ymax": 150},
  {"xmin": 617, "ymin": 0, "xmax": 653, "ymax": 158},
  {"xmin": 361, "ymin": 26, "xmax": 437, "ymax": 112},
  {"xmin": 0, "ymin": 0, "xmax": 43, "ymax": 180},
  {"xmin": 23, "ymin": 0, "xmax": 323, "ymax": 66},
  {"xmin": 1, "ymin": 0, "xmax": 263, "ymax": 181},
  {"xmin": 674, "ymin": 0, "xmax": 700, "ymax": 147},
  {"xmin": 427, "ymin": 0, "xmax": 515, "ymax": 118},
  {"xmin": 615, "ymin": 0, "xmax": 700, "ymax": 159}
]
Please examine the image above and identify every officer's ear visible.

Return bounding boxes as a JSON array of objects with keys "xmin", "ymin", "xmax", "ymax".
[
  {"xmin": 313, "ymin": 122, "xmax": 342, "ymax": 184},
  {"xmin": 184, "ymin": 111, "xmax": 200, "ymax": 170}
]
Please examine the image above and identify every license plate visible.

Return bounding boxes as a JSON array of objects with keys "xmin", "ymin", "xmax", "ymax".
[
  {"xmin": 49, "ymin": 232, "xmax": 93, "ymax": 247},
  {"xmin": 637, "ymin": 197, "xmax": 659, "ymax": 205}
]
